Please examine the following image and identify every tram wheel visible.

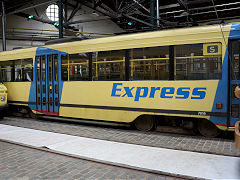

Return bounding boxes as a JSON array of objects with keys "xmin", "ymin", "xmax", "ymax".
[
  {"xmin": 134, "ymin": 115, "xmax": 155, "ymax": 131},
  {"xmin": 29, "ymin": 110, "xmax": 39, "ymax": 119},
  {"xmin": 198, "ymin": 119, "xmax": 220, "ymax": 138}
]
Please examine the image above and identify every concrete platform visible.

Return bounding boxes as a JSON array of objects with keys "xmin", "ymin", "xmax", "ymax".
[{"xmin": 0, "ymin": 124, "xmax": 239, "ymax": 179}]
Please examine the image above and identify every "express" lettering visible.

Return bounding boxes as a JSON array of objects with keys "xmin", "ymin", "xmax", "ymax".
[{"xmin": 111, "ymin": 83, "xmax": 206, "ymax": 101}]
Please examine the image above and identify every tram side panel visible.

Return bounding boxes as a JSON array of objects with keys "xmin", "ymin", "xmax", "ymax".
[
  {"xmin": 59, "ymin": 80, "xmax": 221, "ymax": 123},
  {"xmin": 5, "ymin": 82, "xmax": 31, "ymax": 106}
]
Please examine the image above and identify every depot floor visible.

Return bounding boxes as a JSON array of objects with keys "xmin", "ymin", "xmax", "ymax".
[
  {"xmin": 0, "ymin": 117, "xmax": 239, "ymax": 179},
  {"xmin": 0, "ymin": 117, "xmax": 238, "ymax": 157},
  {"xmin": 1, "ymin": 141, "xmax": 179, "ymax": 180}
]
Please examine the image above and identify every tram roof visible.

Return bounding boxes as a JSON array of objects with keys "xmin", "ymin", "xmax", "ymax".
[{"xmin": 0, "ymin": 22, "xmax": 240, "ymax": 61}]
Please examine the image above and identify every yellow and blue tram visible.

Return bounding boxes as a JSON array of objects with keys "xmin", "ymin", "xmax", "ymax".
[{"xmin": 1, "ymin": 23, "xmax": 240, "ymax": 137}]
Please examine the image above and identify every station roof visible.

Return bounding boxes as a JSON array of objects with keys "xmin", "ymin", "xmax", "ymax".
[{"xmin": 2, "ymin": 0, "xmax": 240, "ymax": 32}]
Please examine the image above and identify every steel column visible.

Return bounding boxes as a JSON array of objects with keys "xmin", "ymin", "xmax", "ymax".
[
  {"xmin": 58, "ymin": 0, "xmax": 63, "ymax": 38},
  {"xmin": 156, "ymin": 0, "xmax": 159, "ymax": 27},
  {"xmin": 150, "ymin": 0, "xmax": 155, "ymax": 25},
  {"xmin": 1, "ymin": 1, "xmax": 6, "ymax": 51}
]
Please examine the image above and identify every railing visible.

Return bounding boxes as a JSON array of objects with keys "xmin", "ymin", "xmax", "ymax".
[{"xmin": 235, "ymin": 121, "xmax": 240, "ymax": 151}]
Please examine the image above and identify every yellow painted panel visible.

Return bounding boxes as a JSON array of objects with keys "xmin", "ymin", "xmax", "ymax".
[
  {"xmin": 59, "ymin": 107, "xmax": 209, "ymax": 123},
  {"xmin": 0, "ymin": 84, "xmax": 7, "ymax": 107},
  {"xmin": 60, "ymin": 81, "xmax": 218, "ymax": 122},
  {"xmin": 45, "ymin": 24, "xmax": 231, "ymax": 54},
  {"xmin": 61, "ymin": 81, "xmax": 218, "ymax": 111},
  {"xmin": 60, "ymin": 107, "xmax": 142, "ymax": 122},
  {"xmin": 0, "ymin": 47, "xmax": 37, "ymax": 61},
  {"xmin": 217, "ymin": 125, "xmax": 228, "ymax": 131},
  {"xmin": 4, "ymin": 82, "xmax": 31, "ymax": 103}
]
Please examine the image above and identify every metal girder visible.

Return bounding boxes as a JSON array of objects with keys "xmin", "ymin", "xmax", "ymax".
[
  {"xmin": 67, "ymin": 2, "xmax": 81, "ymax": 22},
  {"xmin": 119, "ymin": 0, "xmax": 145, "ymax": 14},
  {"xmin": 64, "ymin": 0, "xmax": 68, "ymax": 22},
  {"xmin": 159, "ymin": 3, "xmax": 180, "ymax": 10},
  {"xmin": 94, "ymin": 0, "xmax": 104, "ymax": 9},
  {"xmin": 96, "ymin": 1, "xmax": 118, "ymax": 17},
  {"xmin": 150, "ymin": 0, "xmax": 155, "ymax": 25},
  {"xmin": 7, "ymin": 0, "xmax": 58, "ymax": 15},
  {"xmin": 136, "ymin": 12, "xmax": 180, "ymax": 27},
  {"xmin": 177, "ymin": 0, "xmax": 188, "ymax": 12},
  {"xmin": 34, "ymin": 8, "xmax": 39, "ymax": 17},
  {"xmin": 65, "ymin": 16, "xmax": 110, "ymax": 25},
  {"xmin": 117, "ymin": 0, "xmax": 125, "ymax": 10},
  {"xmin": 59, "ymin": 0, "xmax": 63, "ymax": 38},
  {"xmin": 133, "ymin": 0, "xmax": 150, "ymax": 13},
  {"xmin": 76, "ymin": 0, "xmax": 118, "ymax": 19},
  {"xmin": 15, "ymin": 12, "xmax": 72, "ymax": 29},
  {"xmin": 187, "ymin": 0, "xmax": 212, "ymax": 5},
  {"xmin": 124, "ymin": 14, "xmax": 156, "ymax": 27},
  {"xmin": 2, "ymin": 1, "xmax": 6, "ymax": 51}
]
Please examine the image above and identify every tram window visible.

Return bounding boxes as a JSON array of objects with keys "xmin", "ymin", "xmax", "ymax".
[
  {"xmin": 0, "ymin": 61, "xmax": 13, "ymax": 82},
  {"xmin": 54, "ymin": 55, "xmax": 58, "ymax": 81},
  {"xmin": 0, "ymin": 58, "xmax": 33, "ymax": 82},
  {"xmin": 231, "ymin": 41, "xmax": 239, "ymax": 80},
  {"xmin": 22, "ymin": 58, "xmax": 33, "ymax": 81},
  {"xmin": 36, "ymin": 57, "xmax": 41, "ymax": 82},
  {"xmin": 61, "ymin": 55, "xmax": 68, "ymax": 81},
  {"xmin": 48, "ymin": 55, "xmax": 52, "ymax": 82},
  {"xmin": 92, "ymin": 50, "xmax": 125, "ymax": 81},
  {"xmin": 61, "ymin": 53, "xmax": 89, "ymax": 81},
  {"xmin": 130, "ymin": 46, "xmax": 169, "ymax": 80},
  {"xmin": 42, "ymin": 56, "xmax": 46, "ymax": 82},
  {"xmin": 175, "ymin": 43, "xmax": 222, "ymax": 80}
]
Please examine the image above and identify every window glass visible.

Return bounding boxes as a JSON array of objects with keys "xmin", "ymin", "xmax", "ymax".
[
  {"xmin": 22, "ymin": 58, "xmax": 33, "ymax": 81},
  {"xmin": 92, "ymin": 50, "xmax": 125, "ymax": 81},
  {"xmin": 61, "ymin": 53, "xmax": 89, "ymax": 81},
  {"xmin": 231, "ymin": 40, "xmax": 239, "ymax": 80},
  {"xmin": 54, "ymin": 55, "xmax": 58, "ymax": 81},
  {"xmin": 61, "ymin": 54, "xmax": 68, "ymax": 81},
  {"xmin": 0, "ymin": 61, "xmax": 13, "ymax": 82},
  {"xmin": 130, "ymin": 46, "xmax": 169, "ymax": 80},
  {"xmin": 175, "ymin": 43, "xmax": 222, "ymax": 80},
  {"xmin": 42, "ymin": 56, "xmax": 46, "ymax": 81},
  {"xmin": 46, "ymin": 4, "xmax": 59, "ymax": 21},
  {"xmin": 0, "ymin": 58, "xmax": 33, "ymax": 82},
  {"xmin": 14, "ymin": 60, "xmax": 22, "ymax": 81}
]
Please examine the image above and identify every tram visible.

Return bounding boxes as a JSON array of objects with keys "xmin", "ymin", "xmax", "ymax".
[
  {"xmin": 0, "ymin": 79, "xmax": 7, "ymax": 118},
  {"xmin": 1, "ymin": 22, "xmax": 240, "ymax": 137}
]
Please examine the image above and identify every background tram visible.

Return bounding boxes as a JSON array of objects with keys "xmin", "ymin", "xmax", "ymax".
[
  {"xmin": 1, "ymin": 23, "xmax": 240, "ymax": 137},
  {"xmin": 0, "ymin": 76, "xmax": 7, "ymax": 118}
]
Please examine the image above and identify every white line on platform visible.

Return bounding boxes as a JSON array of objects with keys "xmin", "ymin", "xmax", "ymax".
[{"xmin": 0, "ymin": 124, "xmax": 239, "ymax": 179}]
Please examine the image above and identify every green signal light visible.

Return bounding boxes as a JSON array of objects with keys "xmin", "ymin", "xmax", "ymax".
[
  {"xmin": 28, "ymin": 14, "xmax": 34, "ymax": 19},
  {"xmin": 128, "ymin": 22, "xmax": 133, "ymax": 26},
  {"xmin": 54, "ymin": 22, "xmax": 59, "ymax": 26}
]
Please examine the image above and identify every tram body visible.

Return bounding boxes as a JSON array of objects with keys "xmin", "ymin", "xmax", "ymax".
[
  {"xmin": 0, "ymin": 82, "xmax": 7, "ymax": 118},
  {"xmin": 1, "ymin": 23, "xmax": 240, "ymax": 136}
]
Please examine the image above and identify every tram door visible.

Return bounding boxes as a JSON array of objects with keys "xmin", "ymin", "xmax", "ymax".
[
  {"xmin": 35, "ymin": 54, "xmax": 59, "ymax": 115},
  {"xmin": 230, "ymin": 40, "xmax": 240, "ymax": 126}
]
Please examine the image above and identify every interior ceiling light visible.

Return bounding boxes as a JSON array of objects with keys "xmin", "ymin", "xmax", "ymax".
[{"xmin": 91, "ymin": 11, "xmax": 100, "ymax": 16}]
